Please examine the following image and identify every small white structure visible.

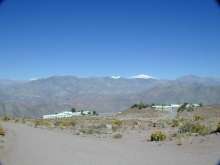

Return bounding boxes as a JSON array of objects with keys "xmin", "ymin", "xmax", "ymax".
[
  {"xmin": 152, "ymin": 104, "xmax": 181, "ymax": 112},
  {"xmin": 43, "ymin": 110, "xmax": 94, "ymax": 119},
  {"xmin": 152, "ymin": 103, "xmax": 201, "ymax": 112}
]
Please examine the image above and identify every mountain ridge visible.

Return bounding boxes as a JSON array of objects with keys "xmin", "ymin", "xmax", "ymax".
[{"xmin": 0, "ymin": 75, "xmax": 219, "ymax": 117}]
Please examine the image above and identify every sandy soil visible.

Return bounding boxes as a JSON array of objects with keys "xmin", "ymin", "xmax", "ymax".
[{"xmin": 1, "ymin": 123, "xmax": 220, "ymax": 165}]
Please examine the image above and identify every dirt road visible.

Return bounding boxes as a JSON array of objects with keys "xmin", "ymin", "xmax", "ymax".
[{"xmin": 1, "ymin": 123, "xmax": 220, "ymax": 165}]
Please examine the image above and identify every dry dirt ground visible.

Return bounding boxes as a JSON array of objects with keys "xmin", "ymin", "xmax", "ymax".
[{"xmin": 0, "ymin": 122, "xmax": 220, "ymax": 165}]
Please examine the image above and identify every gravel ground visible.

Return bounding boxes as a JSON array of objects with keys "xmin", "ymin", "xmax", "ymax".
[{"xmin": 1, "ymin": 123, "xmax": 220, "ymax": 165}]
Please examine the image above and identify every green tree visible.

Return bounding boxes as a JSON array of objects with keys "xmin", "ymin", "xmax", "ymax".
[
  {"xmin": 92, "ymin": 111, "xmax": 98, "ymax": 115},
  {"xmin": 71, "ymin": 107, "xmax": 76, "ymax": 113}
]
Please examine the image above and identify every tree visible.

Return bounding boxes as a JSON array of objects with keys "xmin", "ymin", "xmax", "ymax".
[
  {"xmin": 92, "ymin": 111, "xmax": 98, "ymax": 115},
  {"xmin": 151, "ymin": 103, "xmax": 155, "ymax": 107},
  {"xmin": 71, "ymin": 107, "xmax": 76, "ymax": 113},
  {"xmin": 177, "ymin": 103, "xmax": 188, "ymax": 113},
  {"xmin": 81, "ymin": 110, "xmax": 85, "ymax": 115},
  {"xmin": 199, "ymin": 103, "xmax": 203, "ymax": 107}
]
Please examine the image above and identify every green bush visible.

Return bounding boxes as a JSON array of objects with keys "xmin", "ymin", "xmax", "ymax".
[
  {"xmin": 177, "ymin": 103, "xmax": 194, "ymax": 112},
  {"xmin": 111, "ymin": 119, "xmax": 122, "ymax": 127},
  {"xmin": 111, "ymin": 119, "xmax": 123, "ymax": 131},
  {"xmin": 131, "ymin": 102, "xmax": 149, "ymax": 109},
  {"xmin": 178, "ymin": 122, "xmax": 209, "ymax": 135},
  {"xmin": 191, "ymin": 124, "xmax": 209, "ymax": 135},
  {"xmin": 150, "ymin": 131, "xmax": 166, "ymax": 141}
]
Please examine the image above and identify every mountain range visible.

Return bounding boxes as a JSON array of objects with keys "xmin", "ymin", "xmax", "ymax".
[{"xmin": 0, "ymin": 75, "xmax": 220, "ymax": 117}]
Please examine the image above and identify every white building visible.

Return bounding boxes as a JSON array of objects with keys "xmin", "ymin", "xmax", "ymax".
[
  {"xmin": 152, "ymin": 103, "xmax": 201, "ymax": 112},
  {"xmin": 43, "ymin": 110, "xmax": 94, "ymax": 119},
  {"xmin": 152, "ymin": 104, "xmax": 181, "ymax": 112}
]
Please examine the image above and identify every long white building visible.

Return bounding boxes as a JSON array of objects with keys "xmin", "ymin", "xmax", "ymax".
[
  {"xmin": 152, "ymin": 104, "xmax": 181, "ymax": 112},
  {"xmin": 43, "ymin": 110, "xmax": 93, "ymax": 119}
]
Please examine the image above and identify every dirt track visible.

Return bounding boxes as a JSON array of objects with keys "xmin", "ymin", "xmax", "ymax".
[{"xmin": 1, "ymin": 123, "xmax": 220, "ymax": 165}]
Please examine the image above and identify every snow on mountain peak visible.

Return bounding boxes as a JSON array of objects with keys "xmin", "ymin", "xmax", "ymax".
[
  {"xmin": 130, "ymin": 74, "xmax": 154, "ymax": 79},
  {"xmin": 111, "ymin": 76, "xmax": 121, "ymax": 79}
]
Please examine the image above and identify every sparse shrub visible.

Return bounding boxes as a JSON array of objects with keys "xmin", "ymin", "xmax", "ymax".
[
  {"xmin": 0, "ymin": 125, "xmax": 5, "ymax": 136},
  {"xmin": 214, "ymin": 122, "xmax": 220, "ymax": 133},
  {"xmin": 112, "ymin": 133, "xmax": 122, "ymax": 139},
  {"xmin": 14, "ymin": 119, "xmax": 19, "ymax": 123},
  {"xmin": 175, "ymin": 134, "xmax": 183, "ymax": 146},
  {"xmin": 111, "ymin": 119, "xmax": 122, "ymax": 127},
  {"xmin": 90, "ymin": 124, "xmax": 106, "ymax": 129},
  {"xmin": 79, "ymin": 128, "xmax": 100, "ymax": 134},
  {"xmin": 22, "ymin": 118, "xmax": 26, "ymax": 124},
  {"xmin": 217, "ymin": 122, "xmax": 220, "ymax": 132},
  {"xmin": 178, "ymin": 122, "xmax": 194, "ymax": 134},
  {"xmin": 2, "ymin": 116, "xmax": 10, "ymax": 121},
  {"xmin": 178, "ymin": 122, "xmax": 209, "ymax": 135},
  {"xmin": 111, "ymin": 119, "xmax": 123, "ymax": 131},
  {"xmin": 191, "ymin": 124, "xmax": 209, "ymax": 135},
  {"xmin": 193, "ymin": 115, "xmax": 204, "ymax": 121},
  {"xmin": 34, "ymin": 120, "xmax": 52, "ymax": 128},
  {"xmin": 150, "ymin": 131, "xmax": 166, "ymax": 141},
  {"xmin": 171, "ymin": 119, "xmax": 180, "ymax": 127},
  {"xmin": 54, "ymin": 120, "xmax": 76, "ymax": 128}
]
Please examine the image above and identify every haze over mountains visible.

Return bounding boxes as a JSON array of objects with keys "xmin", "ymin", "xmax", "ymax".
[{"xmin": 0, "ymin": 75, "xmax": 220, "ymax": 117}]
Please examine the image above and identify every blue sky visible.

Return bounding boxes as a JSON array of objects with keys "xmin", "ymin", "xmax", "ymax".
[{"xmin": 0, "ymin": 0, "xmax": 220, "ymax": 80}]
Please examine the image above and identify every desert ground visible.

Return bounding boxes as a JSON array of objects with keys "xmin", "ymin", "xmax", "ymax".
[{"xmin": 0, "ymin": 106, "xmax": 220, "ymax": 165}]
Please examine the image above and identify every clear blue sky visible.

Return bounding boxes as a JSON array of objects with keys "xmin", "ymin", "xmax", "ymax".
[{"xmin": 0, "ymin": 0, "xmax": 220, "ymax": 80}]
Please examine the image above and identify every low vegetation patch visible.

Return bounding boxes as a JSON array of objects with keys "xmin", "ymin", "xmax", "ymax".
[
  {"xmin": 111, "ymin": 119, "xmax": 122, "ymax": 126},
  {"xmin": 54, "ymin": 120, "xmax": 76, "ymax": 128},
  {"xmin": 2, "ymin": 116, "xmax": 11, "ymax": 121},
  {"xmin": 193, "ymin": 115, "xmax": 204, "ymax": 121},
  {"xmin": 216, "ymin": 122, "xmax": 220, "ymax": 133},
  {"xmin": 178, "ymin": 122, "xmax": 209, "ymax": 136},
  {"xmin": 79, "ymin": 128, "xmax": 101, "ymax": 135},
  {"xmin": 34, "ymin": 119, "xmax": 52, "ymax": 128},
  {"xmin": 170, "ymin": 118, "xmax": 185, "ymax": 127},
  {"xmin": 111, "ymin": 119, "xmax": 123, "ymax": 131},
  {"xmin": 0, "ymin": 125, "xmax": 5, "ymax": 136},
  {"xmin": 212, "ymin": 122, "xmax": 220, "ymax": 133},
  {"xmin": 150, "ymin": 131, "xmax": 166, "ymax": 141},
  {"xmin": 112, "ymin": 133, "xmax": 122, "ymax": 139}
]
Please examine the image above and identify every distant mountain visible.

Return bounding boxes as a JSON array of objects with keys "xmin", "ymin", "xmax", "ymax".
[
  {"xmin": 0, "ymin": 75, "xmax": 219, "ymax": 117},
  {"xmin": 176, "ymin": 75, "xmax": 220, "ymax": 86}
]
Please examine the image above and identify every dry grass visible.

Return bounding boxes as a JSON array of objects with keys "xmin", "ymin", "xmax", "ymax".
[
  {"xmin": 193, "ymin": 115, "xmax": 204, "ymax": 121},
  {"xmin": 54, "ymin": 120, "xmax": 76, "ymax": 129},
  {"xmin": 34, "ymin": 119, "xmax": 53, "ymax": 128}
]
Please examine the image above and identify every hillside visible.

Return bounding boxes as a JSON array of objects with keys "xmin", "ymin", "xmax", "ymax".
[{"xmin": 0, "ymin": 75, "xmax": 220, "ymax": 117}]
